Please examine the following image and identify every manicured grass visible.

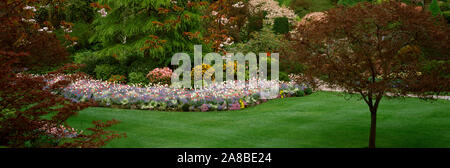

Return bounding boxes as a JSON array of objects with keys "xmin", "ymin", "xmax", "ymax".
[
  {"xmin": 67, "ymin": 91, "xmax": 450, "ymax": 148},
  {"xmin": 277, "ymin": 0, "xmax": 335, "ymax": 17}
]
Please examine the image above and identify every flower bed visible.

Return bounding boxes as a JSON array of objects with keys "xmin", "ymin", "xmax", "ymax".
[{"xmin": 55, "ymin": 77, "xmax": 311, "ymax": 112}]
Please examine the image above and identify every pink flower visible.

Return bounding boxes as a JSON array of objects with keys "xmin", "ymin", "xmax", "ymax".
[{"xmin": 200, "ymin": 104, "xmax": 209, "ymax": 112}]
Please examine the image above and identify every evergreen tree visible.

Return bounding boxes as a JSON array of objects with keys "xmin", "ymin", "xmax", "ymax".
[
  {"xmin": 429, "ymin": 0, "xmax": 442, "ymax": 16},
  {"xmin": 86, "ymin": 0, "xmax": 209, "ymax": 77}
]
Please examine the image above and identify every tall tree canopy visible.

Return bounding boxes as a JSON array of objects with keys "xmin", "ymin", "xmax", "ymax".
[
  {"xmin": 88, "ymin": 0, "xmax": 209, "ymax": 69},
  {"xmin": 292, "ymin": 1, "xmax": 449, "ymax": 148}
]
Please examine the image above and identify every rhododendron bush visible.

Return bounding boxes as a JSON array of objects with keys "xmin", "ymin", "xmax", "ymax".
[{"xmin": 147, "ymin": 67, "xmax": 173, "ymax": 85}]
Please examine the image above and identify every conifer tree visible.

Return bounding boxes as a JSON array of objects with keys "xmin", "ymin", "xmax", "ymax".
[
  {"xmin": 88, "ymin": 0, "xmax": 209, "ymax": 76},
  {"xmin": 429, "ymin": 0, "xmax": 442, "ymax": 16}
]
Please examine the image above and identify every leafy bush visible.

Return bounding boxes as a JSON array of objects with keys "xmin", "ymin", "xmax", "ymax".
[
  {"xmin": 247, "ymin": 11, "xmax": 265, "ymax": 35},
  {"xmin": 128, "ymin": 72, "xmax": 149, "ymax": 85},
  {"xmin": 296, "ymin": 90, "xmax": 305, "ymax": 97},
  {"xmin": 74, "ymin": 51, "xmax": 117, "ymax": 76},
  {"xmin": 289, "ymin": 0, "xmax": 312, "ymax": 16},
  {"xmin": 94, "ymin": 64, "xmax": 124, "ymax": 81},
  {"xmin": 289, "ymin": 0, "xmax": 335, "ymax": 17},
  {"xmin": 443, "ymin": 11, "xmax": 450, "ymax": 23},
  {"xmin": 64, "ymin": 0, "xmax": 96, "ymax": 23},
  {"xmin": 227, "ymin": 26, "xmax": 288, "ymax": 54},
  {"xmin": 304, "ymin": 88, "xmax": 313, "ymax": 95},
  {"xmin": 279, "ymin": 71, "xmax": 290, "ymax": 81},
  {"xmin": 182, "ymin": 104, "xmax": 190, "ymax": 112},
  {"xmin": 273, "ymin": 17, "xmax": 290, "ymax": 34},
  {"xmin": 430, "ymin": 0, "xmax": 443, "ymax": 16},
  {"xmin": 66, "ymin": 22, "xmax": 96, "ymax": 52},
  {"xmin": 128, "ymin": 58, "xmax": 159, "ymax": 74},
  {"xmin": 439, "ymin": 1, "xmax": 450, "ymax": 11}
]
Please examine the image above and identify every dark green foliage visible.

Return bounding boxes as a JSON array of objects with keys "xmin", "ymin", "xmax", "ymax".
[
  {"xmin": 443, "ymin": 11, "xmax": 450, "ymax": 23},
  {"xmin": 128, "ymin": 72, "xmax": 149, "ymax": 85},
  {"xmin": 74, "ymin": 51, "xmax": 117, "ymax": 76},
  {"xmin": 296, "ymin": 90, "xmax": 305, "ymax": 97},
  {"xmin": 304, "ymin": 88, "xmax": 313, "ymax": 95},
  {"xmin": 439, "ymin": 1, "xmax": 450, "ymax": 11},
  {"xmin": 67, "ymin": 22, "xmax": 96, "ymax": 52},
  {"xmin": 64, "ymin": 0, "xmax": 97, "ymax": 23},
  {"xmin": 337, "ymin": 0, "xmax": 371, "ymax": 6},
  {"xmin": 181, "ymin": 104, "xmax": 190, "ymax": 112},
  {"xmin": 281, "ymin": 60, "xmax": 305, "ymax": 74},
  {"xmin": 279, "ymin": 71, "xmax": 290, "ymax": 81},
  {"xmin": 128, "ymin": 59, "xmax": 159, "ymax": 76},
  {"xmin": 88, "ymin": 0, "xmax": 207, "ymax": 80},
  {"xmin": 94, "ymin": 64, "xmax": 124, "ymax": 81},
  {"xmin": 430, "ymin": 0, "xmax": 443, "ymax": 16},
  {"xmin": 247, "ymin": 11, "xmax": 265, "ymax": 34},
  {"xmin": 289, "ymin": 0, "xmax": 312, "ymax": 16},
  {"xmin": 273, "ymin": 17, "xmax": 290, "ymax": 34},
  {"xmin": 289, "ymin": 0, "xmax": 335, "ymax": 17}
]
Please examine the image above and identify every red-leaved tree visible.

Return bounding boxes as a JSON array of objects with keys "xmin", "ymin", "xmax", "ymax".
[
  {"xmin": 291, "ymin": 1, "xmax": 449, "ymax": 148},
  {"xmin": 0, "ymin": 0, "xmax": 125, "ymax": 147}
]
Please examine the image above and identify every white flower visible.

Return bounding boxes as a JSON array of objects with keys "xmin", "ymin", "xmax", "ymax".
[
  {"xmin": 232, "ymin": 1, "xmax": 245, "ymax": 8},
  {"xmin": 24, "ymin": 6, "xmax": 37, "ymax": 12},
  {"xmin": 248, "ymin": 0, "xmax": 297, "ymax": 24},
  {"xmin": 220, "ymin": 17, "xmax": 229, "ymax": 25},
  {"xmin": 98, "ymin": 8, "xmax": 108, "ymax": 17},
  {"xmin": 43, "ymin": 27, "xmax": 48, "ymax": 31},
  {"xmin": 211, "ymin": 11, "xmax": 218, "ymax": 16}
]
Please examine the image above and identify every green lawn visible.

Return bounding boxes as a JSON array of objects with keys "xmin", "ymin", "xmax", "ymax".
[{"xmin": 67, "ymin": 91, "xmax": 450, "ymax": 148}]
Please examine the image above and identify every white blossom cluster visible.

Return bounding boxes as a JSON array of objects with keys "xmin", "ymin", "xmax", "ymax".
[
  {"xmin": 60, "ymin": 25, "xmax": 73, "ymax": 33},
  {"xmin": 21, "ymin": 18, "xmax": 36, "ymax": 23},
  {"xmin": 37, "ymin": 27, "xmax": 52, "ymax": 33},
  {"xmin": 98, "ymin": 8, "xmax": 108, "ymax": 17},
  {"xmin": 248, "ymin": 0, "xmax": 297, "ymax": 24},
  {"xmin": 232, "ymin": 1, "xmax": 245, "ymax": 8},
  {"xmin": 23, "ymin": 6, "xmax": 37, "ymax": 12}
]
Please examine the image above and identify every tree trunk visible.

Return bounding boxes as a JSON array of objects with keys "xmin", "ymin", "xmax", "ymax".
[{"xmin": 369, "ymin": 109, "xmax": 377, "ymax": 148}]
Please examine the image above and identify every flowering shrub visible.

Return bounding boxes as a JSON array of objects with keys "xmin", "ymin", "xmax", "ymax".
[
  {"xmin": 192, "ymin": 64, "xmax": 215, "ymax": 82},
  {"xmin": 56, "ymin": 75, "xmax": 311, "ymax": 112},
  {"xmin": 146, "ymin": 67, "xmax": 172, "ymax": 85},
  {"xmin": 249, "ymin": 0, "xmax": 297, "ymax": 24}
]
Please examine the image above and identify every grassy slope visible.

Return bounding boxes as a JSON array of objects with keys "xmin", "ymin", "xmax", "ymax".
[
  {"xmin": 277, "ymin": 0, "xmax": 335, "ymax": 17},
  {"xmin": 67, "ymin": 91, "xmax": 450, "ymax": 148}
]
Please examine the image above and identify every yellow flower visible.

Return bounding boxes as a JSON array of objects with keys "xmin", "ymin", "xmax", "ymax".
[
  {"xmin": 191, "ymin": 64, "xmax": 215, "ymax": 81},
  {"xmin": 280, "ymin": 90, "xmax": 284, "ymax": 98},
  {"xmin": 239, "ymin": 99, "xmax": 245, "ymax": 109}
]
